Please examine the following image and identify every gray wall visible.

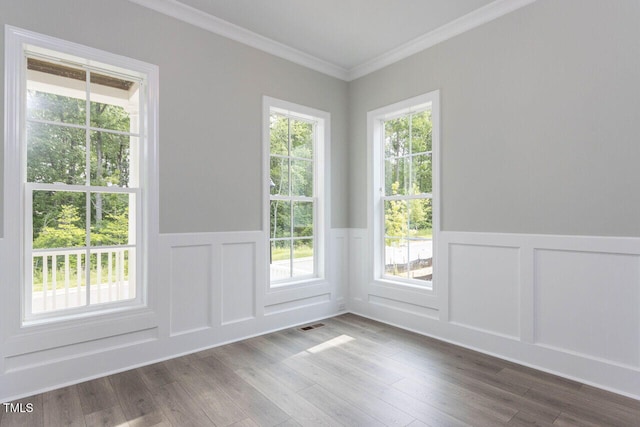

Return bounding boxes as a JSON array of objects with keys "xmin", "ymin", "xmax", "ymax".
[
  {"xmin": 0, "ymin": 0, "xmax": 349, "ymax": 236},
  {"xmin": 4, "ymin": 0, "xmax": 640, "ymax": 237},
  {"xmin": 348, "ymin": 0, "xmax": 640, "ymax": 236}
]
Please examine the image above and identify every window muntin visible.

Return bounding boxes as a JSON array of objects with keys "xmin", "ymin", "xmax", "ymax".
[
  {"xmin": 23, "ymin": 48, "xmax": 144, "ymax": 320},
  {"xmin": 269, "ymin": 111, "xmax": 318, "ymax": 283}
]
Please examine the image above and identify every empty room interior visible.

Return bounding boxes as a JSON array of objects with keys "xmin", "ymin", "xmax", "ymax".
[{"xmin": 1, "ymin": 0, "xmax": 639, "ymax": 425}]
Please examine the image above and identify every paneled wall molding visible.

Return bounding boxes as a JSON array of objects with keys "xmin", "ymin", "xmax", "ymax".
[
  {"xmin": 3, "ymin": 227, "xmax": 639, "ymax": 400},
  {"xmin": 0, "ymin": 229, "xmax": 348, "ymax": 401},
  {"xmin": 349, "ymin": 228, "xmax": 640, "ymax": 399}
]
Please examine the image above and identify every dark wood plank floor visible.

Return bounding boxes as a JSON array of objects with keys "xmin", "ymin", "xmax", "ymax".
[{"xmin": 2, "ymin": 314, "xmax": 639, "ymax": 426}]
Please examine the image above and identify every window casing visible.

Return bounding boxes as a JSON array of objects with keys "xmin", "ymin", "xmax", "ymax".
[
  {"xmin": 264, "ymin": 97, "xmax": 328, "ymax": 287},
  {"xmin": 5, "ymin": 27, "xmax": 159, "ymax": 325},
  {"xmin": 370, "ymin": 92, "xmax": 440, "ymax": 289}
]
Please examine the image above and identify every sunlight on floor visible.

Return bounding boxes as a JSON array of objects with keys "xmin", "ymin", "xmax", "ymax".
[{"xmin": 305, "ymin": 334, "xmax": 354, "ymax": 354}]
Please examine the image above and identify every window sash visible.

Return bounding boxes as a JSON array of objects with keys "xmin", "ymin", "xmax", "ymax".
[
  {"xmin": 380, "ymin": 192, "xmax": 432, "ymax": 274},
  {"xmin": 24, "ymin": 183, "xmax": 143, "ymax": 321},
  {"xmin": 22, "ymin": 48, "xmax": 145, "ymax": 320},
  {"xmin": 269, "ymin": 112, "xmax": 318, "ymax": 283},
  {"xmin": 378, "ymin": 106, "xmax": 435, "ymax": 287}
]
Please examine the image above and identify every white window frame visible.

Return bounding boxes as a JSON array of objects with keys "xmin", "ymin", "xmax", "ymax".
[
  {"xmin": 368, "ymin": 91, "xmax": 440, "ymax": 291},
  {"xmin": 263, "ymin": 96, "xmax": 330, "ymax": 288},
  {"xmin": 4, "ymin": 26, "xmax": 159, "ymax": 332}
]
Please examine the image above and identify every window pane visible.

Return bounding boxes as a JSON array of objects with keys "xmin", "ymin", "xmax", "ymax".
[
  {"xmin": 270, "ymin": 200, "xmax": 291, "ymax": 238},
  {"xmin": 33, "ymin": 191, "xmax": 86, "ymax": 249},
  {"xmin": 270, "ymin": 240, "xmax": 291, "ymax": 281},
  {"xmin": 89, "ymin": 248, "xmax": 134, "ymax": 305},
  {"xmin": 293, "ymin": 202, "xmax": 313, "ymax": 237},
  {"xmin": 384, "ymin": 116, "xmax": 409, "ymax": 158},
  {"xmin": 31, "ymin": 251, "xmax": 87, "ymax": 314},
  {"xmin": 409, "ymin": 198, "xmax": 432, "ymax": 238},
  {"xmin": 410, "ymin": 154, "xmax": 432, "ymax": 195},
  {"xmin": 291, "ymin": 119, "xmax": 313, "ymax": 159},
  {"xmin": 27, "ymin": 122, "xmax": 86, "ymax": 185},
  {"xmin": 270, "ymin": 157, "xmax": 289, "ymax": 196},
  {"xmin": 408, "ymin": 198, "xmax": 432, "ymax": 282},
  {"xmin": 384, "ymin": 157, "xmax": 408, "ymax": 196},
  {"xmin": 91, "ymin": 192, "xmax": 132, "ymax": 246},
  {"xmin": 293, "ymin": 239, "xmax": 314, "ymax": 277},
  {"xmin": 411, "ymin": 110, "xmax": 432, "ymax": 153},
  {"xmin": 90, "ymin": 131, "xmax": 133, "ymax": 187},
  {"xmin": 384, "ymin": 200, "xmax": 408, "ymax": 238},
  {"xmin": 270, "ymin": 114, "xmax": 289, "ymax": 156},
  {"xmin": 27, "ymin": 91, "xmax": 86, "ymax": 125},
  {"xmin": 26, "ymin": 56, "xmax": 87, "ymax": 125},
  {"xmin": 291, "ymin": 159, "xmax": 313, "ymax": 197},
  {"xmin": 384, "ymin": 237, "xmax": 407, "ymax": 278},
  {"xmin": 89, "ymin": 74, "xmax": 136, "ymax": 132},
  {"xmin": 408, "ymin": 239, "xmax": 432, "ymax": 282}
]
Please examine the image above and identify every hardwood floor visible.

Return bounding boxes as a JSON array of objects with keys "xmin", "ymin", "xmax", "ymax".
[{"xmin": 2, "ymin": 314, "xmax": 638, "ymax": 426}]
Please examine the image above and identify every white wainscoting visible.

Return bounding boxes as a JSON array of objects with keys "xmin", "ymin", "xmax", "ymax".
[
  {"xmin": 0, "ymin": 229, "xmax": 348, "ymax": 401},
  {"xmin": 349, "ymin": 229, "xmax": 640, "ymax": 399},
  {"xmin": 169, "ymin": 244, "xmax": 214, "ymax": 335},
  {"xmin": 3, "ymin": 228, "xmax": 638, "ymax": 400},
  {"xmin": 0, "ymin": 237, "xmax": 6, "ymax": 378}
]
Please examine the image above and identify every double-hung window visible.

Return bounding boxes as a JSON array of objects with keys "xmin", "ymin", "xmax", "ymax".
[
  {"xmin": 370, "ymin": 91, "xmax": 439, "ymax": 288},
  {"xmin": 264, "ymin": 97, "xmax": 328, "ymax": 286},
  {"xmin": 5, "ymin": 27, "xmax": 158, "ymax": 323}
]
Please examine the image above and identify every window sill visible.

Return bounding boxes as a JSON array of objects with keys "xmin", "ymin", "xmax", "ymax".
[
  {"xmin": 369, "ymin": 279, "xmax": 440, "ymax": 310},
  {"xmin": 269, "ymin": 275, "xmax": 324, "ymax": 290},
  {"xmin": 375, "ymin": 277, "xmax": 434, "ymax": 292},
  {"xmin": 265, "ymin": 278, "xmax": 331, "ymax": 307},
  {"xmin": 5, "ymin": 306, "xmax": 157, "ymax": 357}
]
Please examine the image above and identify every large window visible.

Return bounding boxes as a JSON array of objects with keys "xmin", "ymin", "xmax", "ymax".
[
  {"xmin": 370, "ymin": 92, "xmax": 439, "ymax": 288},
  {"xmin": 264, "ymin": 97, "xmax": 328, "ymax": 286},
  {"xmin": 5, "ymin": 27, "xmax": 158, "ymax": 323}
]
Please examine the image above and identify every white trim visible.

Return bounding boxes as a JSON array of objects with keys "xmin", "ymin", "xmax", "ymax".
[
  {"xmin": 126, "ymin": 0, "xmax": 536, "ymax": 81},
  {"xmin": 348, "ymin": 228, "xmax": 640, "ymax": 399},
  {"xmin": 3, "ymin": 25, "xmax": 160, "ymax": 344},
  {"xmin": 1, "ymin": 311, "xmax": 339, "ymax": 403},
  {"xmin": 127, "ymin": 0, "xmax": 349, "ymax": 80},
  {"xmin": 262, "ymin": 96, "xmax": 331, "ymax": 289},
  {"xmin": 367, "ymin": 91, "xmax": 440, "ymax": 291},
  {"xmin": 0, "ymin": 220, "xmax": 346, "ymax": 400},
  {"xmin": 4, "ymin": 25, "xmax": 25, "ymax": 344},
  {"xmin": 351, "ymin": 310, "xmax": 640, "ymax": 401}
]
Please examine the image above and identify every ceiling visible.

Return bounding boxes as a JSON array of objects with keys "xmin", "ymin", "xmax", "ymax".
[{"xmin": 129, "ymin": 0, "xmax": 536, "ymax": 80}]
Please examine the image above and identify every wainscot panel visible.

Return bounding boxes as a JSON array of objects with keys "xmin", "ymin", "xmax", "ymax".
[
  {"xmin": 534, "ymin": 249, "xmax": 640, "ymax": 367},
  {"xmin": 449, "ymin": 243, "xmax": 520, "ymax": 339},
  {"xmin": 349, "ymin": 229, "xmax": 640, "ymax": 399},
  {"xmin": 0, "ymin": 230, "xmax": 347, "ymax": 401},
  {"xmin": 221, "ymin": 241, "xmax": 257, "ymax": 325},
  {"xmin": 169, "ymin": 244, "xmax": 213, "ymax": 335}
]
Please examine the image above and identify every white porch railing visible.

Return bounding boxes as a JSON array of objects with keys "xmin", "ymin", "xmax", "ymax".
[
  {"xmin": 31, "ymin": 247, "xmax": 135, "ymax": 314},
  {"xmin": 270, "ymin": 256, "xmax": 314, "ymax": 281}
]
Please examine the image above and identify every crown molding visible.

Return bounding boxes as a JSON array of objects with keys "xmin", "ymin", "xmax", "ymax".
[
  {"xmin": 126, "ymin": 0, "xmax": 350, "ymax": 80},
  {"xmin": 348, "ymin": 0, "xmax": 537, "ymax": 80},
  {"xmin": 127, "ymin": 0, "xmax": 537, "ymax": 82}
]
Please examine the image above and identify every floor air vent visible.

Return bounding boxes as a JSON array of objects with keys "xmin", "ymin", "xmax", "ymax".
[{"xmin": 300, "ymin": 323, "xmax": 325, "ymax": 331}]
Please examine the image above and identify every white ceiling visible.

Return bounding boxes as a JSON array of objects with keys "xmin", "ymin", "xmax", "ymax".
[
  {"xmin": 129, "ymin": 0, "xmax": 536, "ymax": 80},
  {"xmin": 175, "ymin": 0, "xmax": 494, "ymax": 69}
]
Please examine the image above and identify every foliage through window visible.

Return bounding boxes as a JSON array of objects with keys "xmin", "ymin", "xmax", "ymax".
[
  {"xmin": 24, "ymin": 49, "xmax": 144, "ymax": 318},
  {"xmin": 268, "ymin": 108, "xmax": 319, "ymax": 283}
]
